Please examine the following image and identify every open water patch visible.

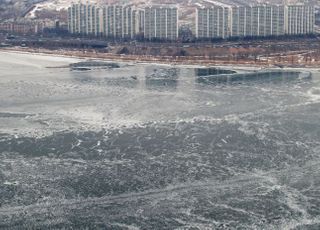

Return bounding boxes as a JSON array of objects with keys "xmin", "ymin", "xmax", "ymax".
[
  {"xmin": 196, "ymin": 70, "xmax": 311, "ymax": 85},
  {"xmin": 145, "ymin": 68, "xmax": 179, "ymax": 90},
  {"xmin": 70, "ymin": 61, "xmax": 121, "ymax": 71},
  {"xmin": 195, "ymin": 67, "xmax": 236, "ymax": 76}
]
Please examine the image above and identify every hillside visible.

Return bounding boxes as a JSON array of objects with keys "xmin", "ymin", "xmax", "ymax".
[
  {"xmin": 0, "ymin": 0, "xmax": 315, "ymax": 21},
  {"xmin": 0, "ymin": 0, "xmax": 45, "ymax": 20}
]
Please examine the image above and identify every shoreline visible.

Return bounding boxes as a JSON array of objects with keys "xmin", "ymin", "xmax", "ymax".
[{"xmin": 1, "ymin": 47, "xmax": 319, "ymax": 72}]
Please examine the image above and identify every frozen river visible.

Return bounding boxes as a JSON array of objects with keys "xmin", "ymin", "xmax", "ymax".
[{"xmin": 0, "ymin": 51, "xmax": 320, "ymax": 229}]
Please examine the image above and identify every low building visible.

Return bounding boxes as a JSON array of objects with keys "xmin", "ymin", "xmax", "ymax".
[{"xmin": 0, "ymin": 22, "xmax": 46, "ymax": 34}]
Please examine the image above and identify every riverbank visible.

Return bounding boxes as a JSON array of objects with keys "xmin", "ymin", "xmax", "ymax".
[{"xmin": 2, "ymin": 46, "xmax": 320, "ymax": 71}]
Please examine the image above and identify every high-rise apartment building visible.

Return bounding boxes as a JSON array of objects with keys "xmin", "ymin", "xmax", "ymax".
[
  {"xmin": 68, "ymin": 3, "xmax": 103, "ymax": 36},
  {"xmin": 144, "ymin": 5, "xmax": 178, "ymax": 40},
  {"xmin": 231, "ymin": 6, "xmax": 248, "ymax": 37},
  {"xmin": 271, "ymin": 5, "xmax": 286, "ymax": 36},
  {"xmin": 286, "ymin": 4, "xmax": 315, "ymax": 35},
  {"xmin": 103, "ymin": 5, "xmax": 121, "ymax": 38},
  {"xmin": 102, "ymin": 5, "xmax": 137, "ymax": 38},
  {"xmin": 196, "ymin": 6, "xmax": 229, "ymax": 39},
  {"xmin": 230, "ymin": 5, "xmax": 285, "ymax": 37}
]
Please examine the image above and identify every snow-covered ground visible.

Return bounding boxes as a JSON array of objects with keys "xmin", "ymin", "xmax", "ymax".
[{"xmin": 26, "ymin": 0, "xmax": 100, "ymax": 18}]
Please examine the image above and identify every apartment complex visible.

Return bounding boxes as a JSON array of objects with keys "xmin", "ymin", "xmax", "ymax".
[
  {"xmin": 67, "ymin": 3, "xmax": 315, "ymax": 41},
  {"xmin": 68, "ymin": 3, "xmax": 178, "ymax": 40},
  {"xmin": 196, "ymin": 4, "xmax": 315, "ymax": 39},
  {"xmin": 68, "ymin": 3, "xmax": 179, "ymax": 40},
  {"xmin": 144, "ymin": 5, "xmax": 179, "ymax": 40}
]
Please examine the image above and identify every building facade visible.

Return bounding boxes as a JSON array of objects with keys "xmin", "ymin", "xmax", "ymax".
[{"xmin": 144, "ymin": 5, "xmax": 178, "ymax": 40}]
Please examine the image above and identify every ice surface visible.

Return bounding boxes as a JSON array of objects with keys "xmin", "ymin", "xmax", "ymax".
[{"xmin": 0, "ymin": 51, "xmax": 320, "ymax": 229}]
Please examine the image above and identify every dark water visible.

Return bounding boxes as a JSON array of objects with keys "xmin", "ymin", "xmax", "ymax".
[{"xmin": 0, "ymin": 52, "xmax": 320, "ymax": 229}]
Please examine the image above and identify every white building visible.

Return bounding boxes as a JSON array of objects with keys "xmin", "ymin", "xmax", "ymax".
[
  {"xmin": 231, "ymin": 5, "xmax": 286, "ymax": 38},
  {"xmin": 68, "ymin": 3, "xmax": 103, "ymax": 36},
  {"xmin": 286, "ymin": 4, "xmax": 315, "ymax": 35},
  {"xmin": 102, "ymin": 5, "xmax": 136, "ymax": 38},
  {"xmin": 231, "ymin": 6, "xmax": 248, "ymax": 37},
  {"xmin": 196, "ymin": 6, "xmax": 230, "ymax": 39},
  {"xmin": 103, "ymin": 5, "xmax": 121, "ymax": 38},
  {"xmin": 144, "ymin": 5, "xmax": 178, "ymax": 40}
]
